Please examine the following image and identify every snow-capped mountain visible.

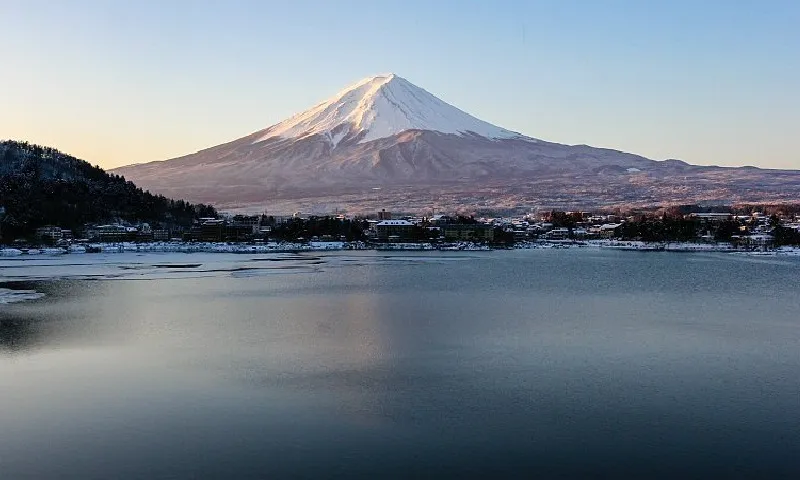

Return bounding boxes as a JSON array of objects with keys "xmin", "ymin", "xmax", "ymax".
[
  {"xmin": 112, "ymin": 74, "xmax": 800, "ymax": 213},
  {"xmin": 252, "ymin": 73, "xmax": 528, "ymax": 146}
]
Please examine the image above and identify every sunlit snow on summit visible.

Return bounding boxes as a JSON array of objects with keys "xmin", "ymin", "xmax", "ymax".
[{"xmin": 253, "ymin": 73, "xmax": 531, "ymax": 146}]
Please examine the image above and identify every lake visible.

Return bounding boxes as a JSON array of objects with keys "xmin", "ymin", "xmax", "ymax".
[{"xmin": 1, "ymin": 250, "xmax": 799, "ymax": 478}]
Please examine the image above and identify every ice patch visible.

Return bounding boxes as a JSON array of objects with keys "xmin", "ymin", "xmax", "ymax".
[
  {"xmin": 0, "ymin": 252, "xmax": 329, "ymax": 282},
  {"xmin": 0, "ymin": 288, "xmax": 45, "ymax": 304},
  {"xmin": 627, "ymin": 168, "xmax": 641, "ymax": 173}
]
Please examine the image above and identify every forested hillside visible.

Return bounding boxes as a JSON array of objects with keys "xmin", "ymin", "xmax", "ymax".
[{"xmin": 0, "ymin": 141, "xmax": 216, "ymax": 240}]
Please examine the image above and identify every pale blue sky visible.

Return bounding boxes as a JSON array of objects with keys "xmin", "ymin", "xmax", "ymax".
[{"xmin": 2, "ymin": 0, "xmax": 798, "ymax": 169}]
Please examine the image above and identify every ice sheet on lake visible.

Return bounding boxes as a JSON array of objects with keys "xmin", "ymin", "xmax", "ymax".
[
  {"xmin": 0, "ymin": 288, "xmax": 45, "ymax": 304},
  {"xmin": 0, "ymin": 251, "xmax": 477, "ymax": 282}
]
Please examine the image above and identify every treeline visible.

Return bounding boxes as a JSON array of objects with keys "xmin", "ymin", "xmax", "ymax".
[
  {"xmin": 267, "ymin": 216, "xmax": 369, "ymax": 242},
  {"xmin": 773, "ymin": 224, "xmax": 800, "ymax": 245},
  {"xmin": 261, "ymin": 216, "xmax": 516, "ymax": 245},
  {"xmin": 615, "ymin": 216, "xmax": 705, "ymax": 242},
  {"xmin": 0, "ymin": 141, "xmax": 216, "ymax": 240},
  {"xmin": 615, "ymin": 214, "xmax": 800, "ymax": 245}
]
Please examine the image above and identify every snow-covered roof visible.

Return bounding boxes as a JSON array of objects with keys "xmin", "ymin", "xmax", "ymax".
[
  {"xmin": 376, "ymin": 220, "xmax": 414, "ymax": 226},
  {"xmin": 600, "ymin": 223, "xmax": 623, "ymax": 230},
  {"xmin": 691, "ymin": 213, "xmax": 733, "ymax": 218}
]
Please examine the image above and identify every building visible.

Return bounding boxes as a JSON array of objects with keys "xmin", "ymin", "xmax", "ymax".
[
  {"xmin": 224, "ymin": 223, "xmax": 255, "ymax": 242},
  {"xmin": 86, "ymin": 224, "xmax": 132, "ymax": 242},
  {"xmin": 428, "ymin": 214, "xmax": 449, "ymax": 225},
  {"xmin": 229, "ymin": 215, "xmax": 262, "ymax": 234},
  {"xmin": 591, "ymin": 223, "xmax": 622, "ymax": 238},
  {"xmin": 183, "ymin": 218, "xmax": 259, "ymax": 242},
  {"xmin": 742, "ymin": 234, "xmax": 775, "ymax": 247},
  {"xmin": 527, "ymin": 224, "xmax": 548, "ymax": 236},
  {"xmin": 378, "ymin": 209, "xmax": 392, "ymax": 220},
  {"xmin": 136, "ymin": 230, "xmax": 154, "ymax": 242},
  {"xmin": 690, "ymin": 213, "xmax": 734, "ymax": 223},
  {"xmin": 199, "ymin": 219, "xmax": 225, "ymax": 242},
  {"xmin": 442, "ymin": 224, "xmax": 495, "ymax": 242},
  {"xmin": 544, "ymin": 227, "xmax": 570, "ymax": 240},
  {"xmin": 375, "ymin": 220, "xmax": 415, "ymax": 241},
  {"xmin": 36, "ymin": 226, "xmax": 63, "ymax": 243},
  {"xmin": 254, "ymin": 226, "xmax": 272, "ymax": 240},
  {"xmin": 572, "ymin": 227, "xmax": 588, "ymax": 238}
]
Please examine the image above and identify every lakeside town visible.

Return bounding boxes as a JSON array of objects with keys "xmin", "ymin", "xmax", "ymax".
[
  {"xmin": 2, "ymin": 205, "xmax": 800, "ymax": 256},
  {"xmin": 4, "ymin": 142, "xmax": 799, "ymax": 258}
]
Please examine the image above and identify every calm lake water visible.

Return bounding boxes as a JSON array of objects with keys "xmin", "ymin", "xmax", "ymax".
[{"xmin": 1, "ymin": 250, "xmax": 799, "ymax": 478}]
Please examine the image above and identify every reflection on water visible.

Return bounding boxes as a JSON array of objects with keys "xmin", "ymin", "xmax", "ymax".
[
  {"xmin": 0, "ymin": 318, "xmax": 40, "ymax": 352},
  {"xmin": 1, "ymin": 251, "xmax": 799, "ymax": 478}
]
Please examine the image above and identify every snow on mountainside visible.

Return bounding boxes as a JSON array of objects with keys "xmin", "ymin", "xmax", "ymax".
[{"xmin": 253, "ymin": 73, "xmax": 530, "ymax": 146}]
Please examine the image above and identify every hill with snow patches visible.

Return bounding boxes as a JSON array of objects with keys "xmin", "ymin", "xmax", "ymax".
[{"xmin": 112, "ymin": 74, "xmax": 800, "ymax": 213}]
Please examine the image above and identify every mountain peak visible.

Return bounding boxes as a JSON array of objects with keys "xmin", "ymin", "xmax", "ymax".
[
  {"xmin": 338, "ymin": 73, "xmax": 397, "ymax": 92},
  {"xmin": 367, "ymin": 72, "xmax": 398, "ymax": 81},
  {"xmin": 253, "ymin": 74, "xmax": 528, "ymax": 146}
]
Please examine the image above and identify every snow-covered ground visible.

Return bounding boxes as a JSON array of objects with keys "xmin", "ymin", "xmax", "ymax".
[
  {"xmin": 2, "ymin": 242, "xmax": 353, "ymax": 256},
  {"xmin": 734, "ymin": 246, "xmax": 800, "ymax": 257},
  {"xmin": 2, "ymin": 241, "xmax": 497, "ymax": 256},
  {"xmin": 516, "ymin": 239, "xmax": 800, "ymax": 255},
  {"xmin": 4, "ymin": 240, "xmax": 799, "ymax": 258}
]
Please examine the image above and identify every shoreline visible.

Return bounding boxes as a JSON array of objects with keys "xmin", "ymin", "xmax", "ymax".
[{"xmin": 2, "ymin": 240, "xmax": 798, "ymax": 257}]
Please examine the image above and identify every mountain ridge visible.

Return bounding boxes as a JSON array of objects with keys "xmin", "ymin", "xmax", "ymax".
[{"xmin": 112, "ymin": 74, "xmax": 800, "ymax": 213}]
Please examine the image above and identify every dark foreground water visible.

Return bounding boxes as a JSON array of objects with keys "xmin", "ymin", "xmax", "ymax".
[{"xmin": 1, "ymin": 250, "xmax": 799, "ymax": 478}]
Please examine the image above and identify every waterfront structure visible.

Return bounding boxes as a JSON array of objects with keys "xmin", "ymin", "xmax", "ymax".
[
  {"xmin": 376, "ymin": 220, "xmax": 415, "ymax": 241},
  {"xmin": 690, "ymin": 213, "xmax": 734, "ymax": 222},
  {"xmin": 441, "ymin": 224, "xmax": 494, "ymax": 242},
  {"xmin": 86, "ymin": 224, "xmax": 132, "ymax": 243},
  {"xmin": 35, "ymin": 226, "xmax": 64, "ymax": 243},
  {"xmin": 543, "ymin": 227, "xmax": 570, "ymax": 240},
  {"xmin": 197, "ymin": 219, "xmax": 225, "ymax": 242}
]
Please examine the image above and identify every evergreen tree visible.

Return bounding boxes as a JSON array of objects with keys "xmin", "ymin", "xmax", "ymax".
[{"xmin": 0, "ymin": 140, "xmax": 217, "ymax": 241}]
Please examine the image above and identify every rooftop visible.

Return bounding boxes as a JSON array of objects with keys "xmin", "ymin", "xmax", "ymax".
[{"xmin": 376, "ymin": 220, "xmax": 414, "ymax": 226}]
